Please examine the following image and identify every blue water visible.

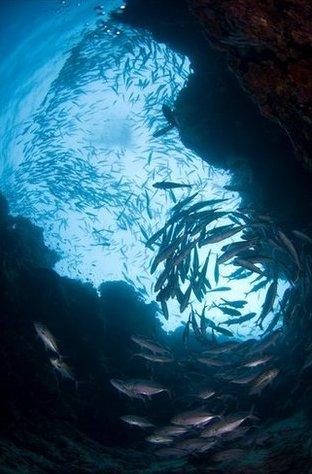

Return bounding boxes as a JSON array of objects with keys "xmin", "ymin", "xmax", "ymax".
[{"xmin": 0, "ymin": 0, "xmax": 288, "ymax": 337}]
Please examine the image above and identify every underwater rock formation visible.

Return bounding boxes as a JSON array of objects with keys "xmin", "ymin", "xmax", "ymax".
[
  {"xmin": 188, "ymin": 0, "xmax": 312, "ymax": 168},
  {"xmin": 1, "ymin": 191, "xmax": 312, "ymax": 472},
  {"xmin": 118, "ymin": 0, "xmax": 312, "ymax": 219}
]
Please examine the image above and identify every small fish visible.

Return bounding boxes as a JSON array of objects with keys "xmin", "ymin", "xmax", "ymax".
[
  {"xmin": 171, "ymin": 410, "xmax": 217, "ymax": 427},
  {"xmin": 131, "ymin": 379, "xmax": 170, "ymax": 397},
  {"xmin": 242, "ymin": 355, "xmax": 272, "ymax": 368},
  {"xmin": 220, "ymin": 298, "xmax": 247, "ymax": 309},
  {"xmin": 197, "ymin": 389, "xmax": 216, "ymax": 400},
  {"xmin": 200, "ymin": 225, "xmax": 244, "ymax": 245},
  {"xmin": 182, "ymin": 313, "xmax": 191, "ymax": 345},
  {"xmin": 203, "ymin": 342, "xmax": 240, "ymax": 354},
  {"xmin": 292, "ymin": 230, "xmax": 312, "ymax": 245},
  {"xmin": 215, "ymin": 305, "xmax": 241, "ymax": 317},
  {"xmin": 230, "ymin": 373, "xmax": 259, "ymax": 385},
  {"xmin": 133, "ymin": 353, "xmax": 174, "ymax": 363},
  {"xmin": 201, "ymin": 412, "xmax": 255, "ymax": 438},
  {"xmin": 153, "ymin": 181, "xmax": 192, "ymax": 190},
  {"xmin": 277, "ymin": 230, "xmax": 301, "ymax": 269},
  {"xmin": 120, "ymin": 415, "xmax": 154, "ymax": 428},
  {"xmin": 180, "ymin": 283, "xmax": 192, "ymax": 312},
  {"xmin": 235, "ymin": 258, "xmax": 264, "ymax": 276},
  {"xmin": 170, "ymin": 192, "xmax": 198, "ymax": 215},
  {"xmin": 222, "ymin": 312, "xmax": 257, "ymax": 326},
  {"xmin": 153, "ymin": 105, "xmax": 179, "ymax": 138},
  {"xmin": 249, "ymin": 369, "xmax": 279, "ymax": 395},
  {"xmin": 175, "ymin": 438, "xmax": 210, "ymax": 453},
  {"xmin": 130, "ymin": 335, "xmax": 169, "ymax": 355},
  {"xmin": 214, "ymin": 257, "xmax": 220, "ymax": 285},
  {"xmin": 146, "ymin": 434, "xmax": 173, "ymax": 444},
  {"xmin": 245, "ymin": 278, "xmax": 268, "ymax": 296},
  {"xmin": 154, "ymin": 426, "xmax": 188, "ymax": 437},
  {"xmin": 50, "ymin": 358, "xmax": 75, "ymax": 380},
  {"xmin": 34, "ymin": 322, "xmax": 59, "ymax": 354},
  {"xmin": 208, "ymin": 286, "xmax": 231, "ymax": 292},
  {"xmin": 197, "ymin": 357, "xmax": 228, "ymax": 367},
  {"xmin": 257, "ymin": 279, "xmax": 278, "ymax": 327},
  {"xmin": 161, "ymin": 300, "xmax": 169, "ymax": 321}
]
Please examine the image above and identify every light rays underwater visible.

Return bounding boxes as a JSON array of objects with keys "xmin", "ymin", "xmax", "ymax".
[{"xmin": 0, "ymin": 1, "xmax": 288, "ymax": 336}]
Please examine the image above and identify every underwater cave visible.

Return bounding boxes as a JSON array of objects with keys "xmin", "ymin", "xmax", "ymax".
[{"xmin": 0, "ymin": 0, "xmax": 311, "ymax": 472}]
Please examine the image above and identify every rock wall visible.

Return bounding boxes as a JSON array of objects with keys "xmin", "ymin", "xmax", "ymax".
[{"xmin": 188, "ymin": 0, "xmax": 312, "ymax": 168}]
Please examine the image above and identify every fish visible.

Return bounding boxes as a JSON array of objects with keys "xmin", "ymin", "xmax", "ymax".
[
  {"xmin": 34, "ymin": 322, "xmax": 59, "ymax": 354},
  {"xmin": 179, "ymin": 283, "xmax": 192, "ymax": 313},
  {"xmin": 111, "ymin": 378, "xmax": 170, "ymax": 398},
  {"xmin": 170, "ymin": 192, "xmax": 198, "ymax": 215},
  {"xmin": 257, "ymin": 279, "xmax": 278, "ymax": 327},
  {"xmin": 249, "ymin": 368, "xmax": 279, "ymax": 395},
  {"xmin": 175, "ymin": 438, "xmax": 212, "ymax": 453},
  {"xmin": 277, "ymin": 230, "xmax": 301, "ymax": 269},
  {"xmin": 203, "ymin": 342, "xmax": 240, "ymax": 354},
  {"xmin": 133, "ymin": 353, "xmax": 174, "ymax": 363},
  {"xmin": 200, "ymin": 225, "xmax": 244, "ymax": 245},
  {"xmin": 222, "ymin": 312, "xmax": 257, "ymax": 326},
  {"xmin": 249, "ymin": 330, "xmax": 282, "ymax": 354},
  {"xmin": 234, "ymin": 258, "xmax": 264, "ymax": 276},
  {"xmin": 153, "ymin": 181, "xmax": 192, "ymax": 190},
  {"xmin": 50, "ymin": 357, "xmax": 75, "ymax": 380},
  {"xmin": 197, "ymin": 357, "xmax": 229, "ymax": 367},
  {"xmin": 264, "ymin": 311, "xmax": 282, "ymax": 334},
  {"xmin": 153, "ymin": 104, "xmax": 179, "ymax": 138},
  {"xmin": 110, "ymin": 379, "xmax": 136, "ymax": 398},
  {"xmin": 220, "ymin": 298, "xmax": 247, "ymax": 309},
  {"xmin": 130, "ymin": 379, "xmax": 170, "ymax": 397},
  {"xmin": 171, "ymin": 410, "xmax": 218, "ymax": 427},
  {"xmin": 197, "ymin": 389, "xmax": 216, "ymax": 400},
  {"xmin": 154, "ymin": 426, "xmax": 188, "ymax": 437},
  {"xmin": 214, "ymin": 257, "xmax": 220, "ymax": 285},
  {"xmin": 191, "ymin": 310, "xmax": 202, "ymax": 340},
  {"xmin": 182, "ymin": 313, "xmax": 191, "ymax": 345},
  {"xmin": 130, "ymin": 335, "xmax": 170, "ymax": 355},
  {"xmin": 245, "ymin": 278, "xmax": 268, "ymax": 296},
  {"xmin": 230, "ymin": 373, "xmax": 260, "ymax": 385},
  {"xmin": 215, "ymin": 305, "xmax": 241, "ymax": 317},
  {"xmin": 161, "ymin": 300, "xmax": 169, "ymax": 320},
  {"xmin": 242, "ymin": 355, "xmax": 272, "ymax": 368},
  {"xmin": 217, "ymin": 241, "xmax": 254, "ymax": 265},
  {"xmin": 208, "ymin": 286, "xmax": 231, "ymax": 292},
  {"xmin": 146, "ymin": 434, "xmax": 173, "ymax": 444},
  {"xmin": 120, "ymin": 415, "xmax": 155, "ymax": 428},
  {"xmin": 201, "ymin": 412, "xmax": 255, "ymax": 438},
  {"xmin": 197, "ymin": 251, "xmax": 211, "ymax": 289},
  {"xmin": 292, "ymin": 230, "xmax": 312, "ymax": 245},
  {"xmin": 227, "ymin": 267, "xmax": 251, "ymax": 281}
]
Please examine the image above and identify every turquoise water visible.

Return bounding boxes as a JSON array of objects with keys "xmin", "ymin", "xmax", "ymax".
[{"xmin": 0, "ymin": 0, "xmax": 288, "ymax": 336}]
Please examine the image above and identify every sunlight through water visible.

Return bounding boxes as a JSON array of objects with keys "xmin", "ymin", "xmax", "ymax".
[{"xmin": 0, "ymin": 0, "xmax": 289, "ymax": 337}]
